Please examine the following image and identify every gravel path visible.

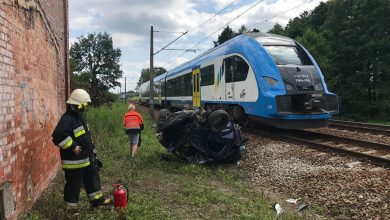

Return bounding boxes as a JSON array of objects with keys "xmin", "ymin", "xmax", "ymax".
[{"xmin": 241, "ymin": 132, "xmax": 390, "ymax": 219}]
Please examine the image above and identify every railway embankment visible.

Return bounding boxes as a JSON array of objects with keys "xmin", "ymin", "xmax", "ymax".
[
  {"xmin": 241, "ymin": 128, "xmax": 390, "ymax": 219},
  {"xmin": 139, "ymin": 102, "xmax": 390, "ymax": 219}
]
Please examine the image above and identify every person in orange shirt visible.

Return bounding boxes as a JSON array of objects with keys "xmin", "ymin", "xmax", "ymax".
[{"xmin": 123, "ymin": 104, "xmax": 144, "ymax": 157}]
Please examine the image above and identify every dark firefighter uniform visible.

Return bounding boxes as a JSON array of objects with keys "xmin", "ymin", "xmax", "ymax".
[{"xmin": 52, "ymin": 108, "xmax": 106, "ymax": 207}]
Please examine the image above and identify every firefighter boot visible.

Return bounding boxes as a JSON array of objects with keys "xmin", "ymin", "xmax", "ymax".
[
  {"xmin": 91, "ymin": 197, "xmax": 113, "ymax": 207},
  {"xmin": 65, "ymin": 206, "xmax": 80, "ymax": 219}
]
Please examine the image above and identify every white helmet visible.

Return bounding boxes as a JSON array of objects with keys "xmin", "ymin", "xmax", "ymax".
[{"xmin": 66, "ymin": 89, "xmax": 91, "ymax": 106}]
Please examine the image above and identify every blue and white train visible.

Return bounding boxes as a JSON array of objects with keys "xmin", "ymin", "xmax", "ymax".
[{"xmin": 139, "ymin": 32, "xmax": 338, "ymax": 129}]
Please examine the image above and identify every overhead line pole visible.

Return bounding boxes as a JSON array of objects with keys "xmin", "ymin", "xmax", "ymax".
[
  {"xmin": 150, "ymin": 26, "xmax": 155, "ymax": 120},
  {"xmin": 149, "ymin": 26, "xmax": 196, "ymax": 120}
]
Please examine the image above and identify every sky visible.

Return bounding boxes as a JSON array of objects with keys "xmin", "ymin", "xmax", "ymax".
[{"xmin": 69, "ymin": 0, "xmax": 328, "ymax": 92}]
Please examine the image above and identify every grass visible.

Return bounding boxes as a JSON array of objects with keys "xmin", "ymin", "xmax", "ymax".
[{"xmin": 23, "ymin": 102, "xmax": 302, "ymax": 220}]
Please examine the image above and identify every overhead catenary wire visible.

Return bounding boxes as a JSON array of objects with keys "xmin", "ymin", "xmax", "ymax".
[
  {"xmin": 166, "ymin": 0, "xmax": 318, "ymax": 67},
  {"xmin": 246, "ymin": 0, "xmax": 315, "ymax": 29},
  {"xmin": 156, "ymin": 0, "xmax": 239, "ymax": 61},
  {"xmin": 188, "ymin": 0, "xmax": 239, "ymax": 33},
  {"xmin": 153, "ymin": 30, "xmax": 188, "ymax": 50},
  {"xmin": 153, "ymin": 31, "xmax": 188, "ymax": 55},
  {"xmin": 191, "ymin": 0, "xmax": 265, "ymax": 49},
  {"xmin": 166, "ymin": 0, "xmax": 266, "ymax": 66},
  {"xmin": 154, "ymin": 30, "xmax": 187, "ymax": 34}
]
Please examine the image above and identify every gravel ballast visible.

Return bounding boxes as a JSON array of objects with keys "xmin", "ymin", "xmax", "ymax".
[{"xmin": 241, "ymin": 132, "xmax": 390, "ymax": 219}]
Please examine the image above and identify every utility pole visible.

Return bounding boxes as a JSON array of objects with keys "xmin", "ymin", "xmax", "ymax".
[
  {"xmin": 149, "ymin": 26, "xmax": 155, "ymax": 120},
  {"xmin": 148, "ymin": 26, "xmax": 192, "ymax": 120},
  {"xmin": 124, "ymin": 76, "xmax": 127, "ymax": 103}
]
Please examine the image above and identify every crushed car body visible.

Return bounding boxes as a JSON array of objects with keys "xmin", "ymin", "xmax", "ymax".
[{"xmin": 157, "ymin": 109, "xmax": 247, "ymax": 164}]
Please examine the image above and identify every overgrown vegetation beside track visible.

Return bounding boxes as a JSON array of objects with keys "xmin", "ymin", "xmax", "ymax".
[{"xmin": 23, "ymin": 102, "xmax": 302, "ymax": 219}]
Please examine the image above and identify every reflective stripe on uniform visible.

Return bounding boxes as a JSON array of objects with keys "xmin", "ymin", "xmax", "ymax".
[
  {"xmin": 125, "ymin": 118, "xmax": 140, "ymax": 129},
  {"xmin": 66, "ymin": 202, "xmax": 77, "ymax": 207},
  {"xmin": 62, "ymin": 158, "xmax": 90, "ymax": 169},
  {"xmin": 88, "ymin": 190, "xmax": 102, "ymax": 199},
  {"xmin": 88, "ymin": 193, "xmax": 103, "ymax": 201},
  {"xmin": 58, "ymin": 136, "xmax": 73, "ymax": 150},
  {"xmin": 73, "ymin": 126, "xmax": 86, "ymax": 137}
]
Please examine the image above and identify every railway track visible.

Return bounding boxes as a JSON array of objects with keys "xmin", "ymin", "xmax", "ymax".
[
  {"xmin": 244, "ymin": 128, "xmax": 390, "ymax": 168},
  {"xmin": 329, "ymin": 119, "xmax": 390, "ymax": 136}
]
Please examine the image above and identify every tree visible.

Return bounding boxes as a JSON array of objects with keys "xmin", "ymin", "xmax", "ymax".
[
  {"xmin": 284, "ymin": 11, "xmax": 310, "ymax": 38},
  {"xmin": 213, "ymin": 25, "xmax": 250, "ymax": 47},
  {"xmin": 237, "ymin": 25, "xmax": 249, "ymax": 34},
  {"xmin": 70, "ymin": 32, "xmax": 123, "ymax": 106},
  {"xmin": 213, "ymin": 26, "xmax": 236, "ymax": 47},
  {"xmin": 136, "ymin": 67, "xmax": 167, "ymax": 89},
  {"xmin": 268, "ymin": 23, "xmax": 285, "ymax": 35},
  {"xmin": 296, "ymin": 28, "xmax": 333, "ymax": 79}
]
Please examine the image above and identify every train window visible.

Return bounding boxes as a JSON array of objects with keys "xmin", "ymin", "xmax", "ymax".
[
  {"xmin": 234, "ymin": 56, "xmax": 249, "ymax": 82},
  {"xmin": 224, "ymin": 57, "xmax": 234, "ymax": 83},
  {"xmin": 167, "ymin": 79, "xmax": 173, "ymax": 96},
  {"xmin": 174, "ymin": 78, "xmax": 180, "ymax": 97},
  {"xmin": 161, "ymin": 82, "xmax": 166, "ymax": 96},
  {"xmin": 263, "ymin": 46, "xmax": 312, "ymax": 65},
  {"xmin": 200, "ymin": 65, "xmax": 215, "ymax": 86},
  {"xmin": 224, "ymin": 56, "xmax": 249, "ymax": 83},
  {"xmin": 184, "ymin": 73, "xmax": 192, "ymax": 96},
  {"xmin": 180, "ymin": 76, "xmax": 185, "ymax": 96}
]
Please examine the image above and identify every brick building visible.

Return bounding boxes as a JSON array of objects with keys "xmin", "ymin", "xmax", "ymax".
[{"xmin": 0, "ymin": 0, "xmax": 69, "ymax": 219}]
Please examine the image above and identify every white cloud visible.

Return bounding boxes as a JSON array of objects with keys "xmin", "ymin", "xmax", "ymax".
[
  {"xmin": 69, "ymin": 8, "xmax": 99, "ymax": 31},
  {"xmin": 112, "ymin": 33, "xmax": 143, "ymax": 49},
  {"xmin": 212, "ymin": 0, "xmax": 238, "ymax": 10},
  {"xmin": 70, "ymin": 0, "xmax": 327, "ymax": 91},
  {"xmin": 69, "ymin": 37, "xmax": 77, "ymax": 49}
]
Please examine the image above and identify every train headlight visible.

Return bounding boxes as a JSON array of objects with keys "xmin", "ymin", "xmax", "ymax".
[
  {"xmin": 284, "ymin": 83, "xmax": 294, "ymax": 91},
  {"xmin": 263, "ymin": 76, "xmax": 278, "ymax": 86},
  {"xmin": 314, "ymin": 83, "xmax": 323, "ymax": 91}
]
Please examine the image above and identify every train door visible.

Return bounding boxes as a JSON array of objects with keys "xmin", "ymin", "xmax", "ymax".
[
  {"xmin": 224, "ymin": 55, "xmax": 250, "ymax": 101},
  {"xmin": 192, "ymin": 67, "xmax": 201, "ymax": 107},
  {"xmin": 224, "ymin": 56, "xmax": 234, "ymax": 100},
  {"xmin": 156, "ymin": 82, "xmax": 162, "ymax": 105}
]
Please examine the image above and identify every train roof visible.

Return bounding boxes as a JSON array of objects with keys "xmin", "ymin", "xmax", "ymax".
[
  {"xmin": 245, "ymin": 32, "xmax": 296, "ymax": 46},
  {"xmin": 153, "ymin": 32, "xmax": 296, "ymax": 80}
]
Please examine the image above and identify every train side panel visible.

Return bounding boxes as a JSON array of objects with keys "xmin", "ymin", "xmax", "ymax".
[{"xmin": 139, "ymin": 33, "xmax": 338, "ymax": 129}]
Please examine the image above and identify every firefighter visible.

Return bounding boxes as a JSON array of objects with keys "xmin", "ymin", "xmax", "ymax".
[
  {"xmin": 123, "ymin": 104, "xmax": 144, "ymax": 157},
  {"xmin": 52, "ymin": 89, "xmax": 111, "ymax": 213}
]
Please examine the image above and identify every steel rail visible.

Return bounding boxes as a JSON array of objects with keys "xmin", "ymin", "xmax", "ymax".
[
  {"xmin": 329, "ymin": 120, "xmax": 390, "ymax": 136},
  {"xmin": 245, "ymin": 128, "xmax": 390, "ymax": 168},
  {"xmin": 291, "ymin": 130, "xmax": 390, "ymax": 150}
]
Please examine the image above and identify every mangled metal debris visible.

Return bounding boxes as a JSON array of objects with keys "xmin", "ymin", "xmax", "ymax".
[
  {"xmin": 286, "ymin": 198, "xmax": 301, "ymax": 205},
  {"xmin": 157, "ymin": 109, "xmax": 247, "ymax": 164},
  {"xmin": 273, "ymin": 203, "xmax": 284, "ymax": 216},
  {"xmin": 297, "ymin": 203, "xmax": 309, "ymax": 212}
]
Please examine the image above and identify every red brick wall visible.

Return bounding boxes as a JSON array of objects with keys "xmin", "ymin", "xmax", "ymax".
[{"xmin": 0, "ymin": 0, "xmax": 68, "ymax": 219}]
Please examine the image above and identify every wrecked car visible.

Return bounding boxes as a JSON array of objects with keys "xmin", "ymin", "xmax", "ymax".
[{"xmin": 157, "ymin": 109, "xmax": 247, "ymax": 164}]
